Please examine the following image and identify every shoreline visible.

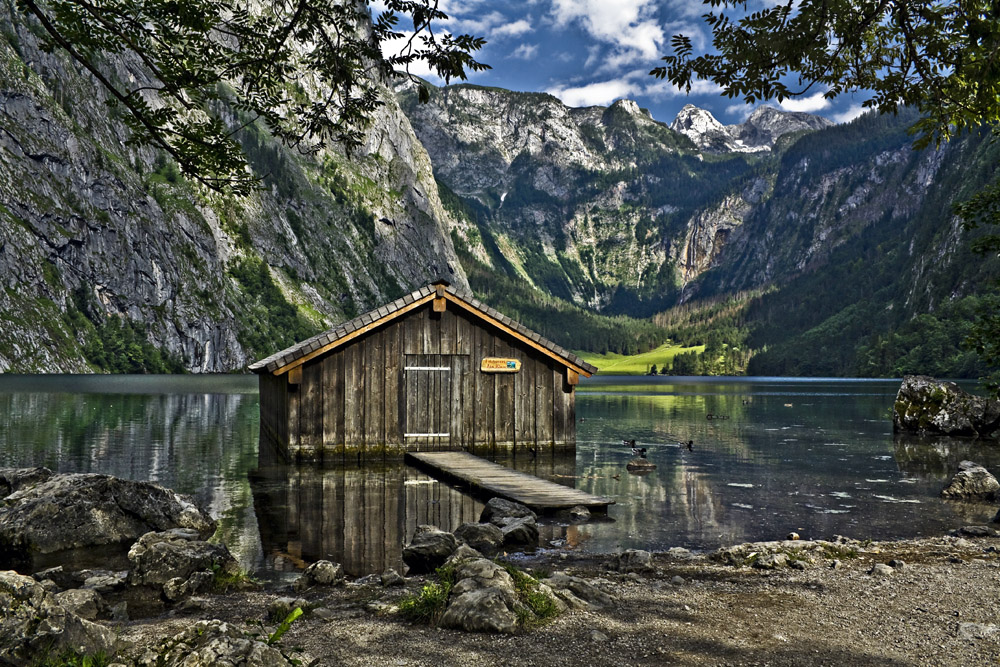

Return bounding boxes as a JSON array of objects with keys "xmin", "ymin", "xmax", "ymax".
[{"xmin": 112, "ymin": 530, "xmax": 1000, "ymax": 666}]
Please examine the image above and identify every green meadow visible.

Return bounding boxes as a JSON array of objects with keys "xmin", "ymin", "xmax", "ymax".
[{"xmin": 577, "ymin": 343, "xmax": 706, "ymax": 375}]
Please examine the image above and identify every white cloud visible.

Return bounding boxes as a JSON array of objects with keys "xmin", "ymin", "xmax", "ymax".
[
  {"xmin": 643, "ymin": 76, "xmax": 721, "ymax": 98},
  {"xmin": 493, "ymin": 19, "xmax": 533, "ymax": 38},
  {"xmin": 511, "ymin": 43, "xmax": 539, "ymax": 59},
  {"xmin": 831, "ymin": 103, "xmax": 867, "ymax": 124},
  {"xmin": 779, "ymin": 93, "xmax": 830, "ymax": 113},
  {"xmin": 726, "ymin": 103, "xmax": 755, "ymax": 120},
  {"xmin": 546, "ymin": 79, "xmax": 638, "ymax": 107},
  {"xmin": 549, "ymin": 0, "xmax": 665, "ymax": 60},
  {"xmin": 447, "ymin": 10, "xmax": 508, "ymax": 35}
]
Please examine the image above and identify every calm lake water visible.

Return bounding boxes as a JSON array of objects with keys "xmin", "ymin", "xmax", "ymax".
[{"xmin": 1, "ymin": 374, "xmax": 998, "ymax": 576}]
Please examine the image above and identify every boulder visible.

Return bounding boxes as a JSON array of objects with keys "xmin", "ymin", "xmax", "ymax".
[
  {"xmin": 480, "ymin": 498, "xmax": 537, "ymax": 526},
  {"xmin": 0, "ymin": 470, "xmax": 215, "ymax": 569},
  {"xmin": 446, "ymin": 544, "xmax": 484, "ymax": 564},
  {"xmin": 268, "ymin": 597, "xmax": 309, "ymax": 622},
  {"xmin": 0, "ymin": 570, "xmax": 116, "ymax": 664},
  {"xmin": 402, "ymin": 525, "xmax": 459, "ymax": 574},
  {"xmin": 438, "ymin": 558, "xmax": 548, "ymax": 634},
  {"xmin": 610, "ymin": 549, "xmax": 654, "ymax": 573},
  {"xmin": 80, "ymin": 569, "xmax": 128, "ymax": 595},
  {"xmin": 941, "ymin": 462, "xmax": 1000, "ymax": 501},
  {"xmin": 300, "ymin": 560, "xmax": 344, "ymax": 587},
  {"xmin": 893, "ymin": 375, "xmax": 1000, "ymax": 438},
  {"xmin": 136, "ymin": 619, "xmax": 304, "ymax": 666},
  {"xmin": 497, "ymin": 516, "xmax": 539, "ymax": 548},
  {"xmin": 542, "ymin": 573, "xmax": 612, "ymax": 609},
  {"xmin": 0, "ymin": 467, "xmax": 54, "ymax": 497},
  {"xmin": 753, "ymin": 553, "xmax": 789, "ymax": 570},
  {"xmin": 439, "ymin": 587, "xmax": 519, "ymax": 634},
  {"xmin": 128, "ymin": 529, "xmax": 239, "ymax": 601},
  {"xmin": 380, "ymin": 569, "xmax": 405, "ymax": 587},
  {"xmin": 54, "ymin": 588, "xmax": 106, "ymax": 621},
  {"xmin": 449, "ymin": 559, "xmax": 516, "ymax": 599},
  {"xmin": 453, "ymin": 522, "xmax": 504, "ymax": 556}
]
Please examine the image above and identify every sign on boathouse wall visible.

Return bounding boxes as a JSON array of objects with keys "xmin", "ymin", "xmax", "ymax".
[
  {"xmin": 480, "ymin": 357, "xmax": 521, "ymax": 373},
  {"xmin": 250, "ymin": 279, "xmax": 598, "ymax": 463}
]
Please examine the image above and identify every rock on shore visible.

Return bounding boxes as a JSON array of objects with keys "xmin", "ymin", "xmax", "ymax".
[
  {"xmin": 0, "ymin": 468, "xmax": 216, "ymax": 569},
  {"xmin": 893, "ymin": 375, "xmax": 1000, "ymax": 438},
  {"xmin": 0, "ymin": 570, "xmax": 117, "ymax": 664}
]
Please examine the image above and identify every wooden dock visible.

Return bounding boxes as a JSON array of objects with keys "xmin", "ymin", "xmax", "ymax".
[{"xmin": 405, "ymin": 451, "xmax": 614, "ymax": 514}]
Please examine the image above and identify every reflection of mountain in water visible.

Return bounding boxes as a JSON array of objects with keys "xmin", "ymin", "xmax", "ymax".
[{"xmin": 0, "ymin": 382, "xmax": 268, "ymax": 571}]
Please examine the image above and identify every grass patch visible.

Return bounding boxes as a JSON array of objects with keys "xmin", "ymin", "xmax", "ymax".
[
  {"xmin": 821, "ymin": 544, "xmax": 860, "ymax": 560},
  {"xmin": 398, "ymin": 562, "xmax": 561, "ymax": 630},
  {"xmin": 500, "ymin": 562, "xmax": 561, "ymax": 628},
  {"xmin": 577, "ymin": 342, "xmax": 706, "ymax": 375},
  {"xmin": 398, "ymin": 565, "xmax": 455, "ymax": 625},
  {"xmin": 211, "ymin": 563, "xmax": 259, "ymax": 593}
]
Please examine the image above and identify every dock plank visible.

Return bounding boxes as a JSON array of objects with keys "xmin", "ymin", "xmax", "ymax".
[{"xmin": 405, "ymin": 451, "xmax": 614, "ymax": 513}]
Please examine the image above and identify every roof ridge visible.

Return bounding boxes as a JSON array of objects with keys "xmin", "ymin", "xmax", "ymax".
[{"xmin": 249, "ymin": 282, "xmax": 597, "ymax": 376}]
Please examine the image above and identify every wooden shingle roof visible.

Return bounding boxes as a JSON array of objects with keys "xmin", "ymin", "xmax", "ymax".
[{"xmin": 248, "ymin": 281, "xmax": 598, "ymax": 377}]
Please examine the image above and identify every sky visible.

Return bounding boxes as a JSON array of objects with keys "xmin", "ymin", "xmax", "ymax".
[{"xmin": 375, "ymin": 0, "xmax": 868, "ymax": 127}]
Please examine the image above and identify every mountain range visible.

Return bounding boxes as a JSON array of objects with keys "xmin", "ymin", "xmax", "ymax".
[{"xmin": 0, "ymin": 7, "xmax": 996, "ymax": 378}]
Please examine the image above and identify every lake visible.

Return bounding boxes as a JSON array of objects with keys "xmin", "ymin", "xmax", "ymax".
[{"xmin": 1, "ymin": 374, "xmax": 997, "ymax": 576}]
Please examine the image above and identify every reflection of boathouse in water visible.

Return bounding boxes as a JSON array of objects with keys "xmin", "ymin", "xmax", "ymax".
[
  {"xmin": 250, "ymin": 456, "xmax": 584, "ymax": 576},
  {"xmin": 250, "ymin": 280, "xmax": 597, "ymax": 463}
]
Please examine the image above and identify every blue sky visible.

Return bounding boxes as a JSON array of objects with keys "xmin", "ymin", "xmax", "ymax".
[{"xmin": 377, "ymin": 0, "xmax": 867, "ymax": 127}]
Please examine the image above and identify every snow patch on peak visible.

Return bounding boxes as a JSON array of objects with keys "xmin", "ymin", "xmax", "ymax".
[{"xmin": 671, "ymin": 104, "xmax": 831, "ymax": 154}]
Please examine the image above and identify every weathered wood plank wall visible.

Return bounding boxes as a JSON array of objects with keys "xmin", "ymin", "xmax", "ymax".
[{"xmin": 258, "ymin": 303, "xmax": 578, "ymax": 463}]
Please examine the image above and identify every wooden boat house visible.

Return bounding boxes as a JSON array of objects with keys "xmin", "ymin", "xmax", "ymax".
[{"xmin": 250, "ymin": 280, "xmax": 597, "ymax": 463}]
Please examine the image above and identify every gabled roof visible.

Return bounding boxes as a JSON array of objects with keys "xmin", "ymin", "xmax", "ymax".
[{"xmin": 248, "ymin": 281, "xmax": 598, "ymax": 377}]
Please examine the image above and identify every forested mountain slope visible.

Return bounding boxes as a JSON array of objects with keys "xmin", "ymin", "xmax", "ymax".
[
  {"xmin": 403, "ymin": 84, "xmax": 998, "ymax": 378},
  {"xmin": 1, "ymin": 2, "xmax": 995, "ymax": 379}
]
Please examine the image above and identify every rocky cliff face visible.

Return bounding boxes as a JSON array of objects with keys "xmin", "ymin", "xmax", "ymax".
[
  {"xmin": 0, "ymin": 8, "xmax": 465, "ymax": 372},
  {"xmin": 399, "ymin": 83, "xmax": 774, "ymax": 313},
  {"xmin": 399, "ymin": 83, "xmax": 846, "ymax": 313},
  {"xmin": 401, "ymin": 83, "xmax": 996, "ymax": 371}
]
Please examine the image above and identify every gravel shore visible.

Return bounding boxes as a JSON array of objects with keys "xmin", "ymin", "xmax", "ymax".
[{"xmin": 116, "ymin": 532, "xmax": 1000, "ymax": 666}]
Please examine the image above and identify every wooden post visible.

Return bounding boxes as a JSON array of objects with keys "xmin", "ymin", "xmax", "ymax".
[
  {"xmin": 288, "ymin": 366, "xmax": 302, "ymax": 386},
  {"xmin": 433, "ymin": 284, "xmax": 446, "ymax": 312},
  {"xmin": 566, "ymin": 368, "xmax": 579, "ymax": 386}
]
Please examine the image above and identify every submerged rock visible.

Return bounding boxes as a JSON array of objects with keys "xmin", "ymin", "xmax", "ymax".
[
  {"xmin": 626, "ymin": 457, "xmax": 656, "ymax": 473},
  {"xmin": 0, "ymin": 469, "xmax": 216, "ymax": 569},
  {"xmin": 0, "ymin": 570, "xmax": 116, "ymax": 664},
  {"xmin": 893, "ymin": 375, "xmax": 1000, "ymax": 438},
  {"xmin": 480, "ymin": 498, "xmax": 537, "ymax": 525},
  {"xmin": 941, "ymin": 462, "xmax": 1000, "ymax": 501}
]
